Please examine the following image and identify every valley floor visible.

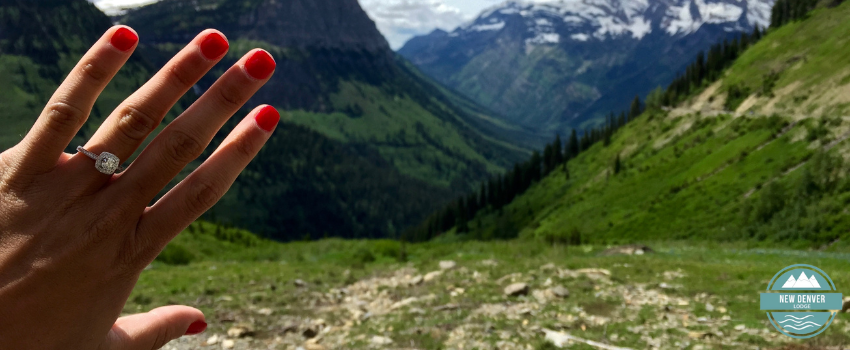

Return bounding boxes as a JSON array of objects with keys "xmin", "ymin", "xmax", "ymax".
[{"xmin": 129, "ymin": 240, "xmax": 850, "ymax": 350}]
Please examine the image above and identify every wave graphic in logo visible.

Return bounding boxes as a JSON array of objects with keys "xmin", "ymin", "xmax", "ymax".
[{"xmin": 777, "ymin": 315, "xmax": 821, "ymax": 331}]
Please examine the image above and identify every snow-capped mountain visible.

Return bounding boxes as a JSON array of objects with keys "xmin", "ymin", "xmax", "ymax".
[
  {"xmin": 399, "ymin": 0, "xmax": 774, "ymax": 133},
  {"xmin": 459, "ymin": 0, "xmax": 771, "ymax": 44}
]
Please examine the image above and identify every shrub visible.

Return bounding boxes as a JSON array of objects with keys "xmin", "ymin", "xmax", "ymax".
[
  {"xmin": 351, "ymin": 247, "xmax": 376, "ymax": 268},
  {"xmin": 371, "ymin": 240, "xmax": 401, "ymax": 259},
  {"xmin": 156, "ymin": 243, "xmax": 196, "ymax": 265}
]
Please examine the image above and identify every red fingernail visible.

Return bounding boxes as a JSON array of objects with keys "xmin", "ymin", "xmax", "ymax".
[
  {"xmin": 245, "ymin": 50, "xmax": 275, "ymax": 80},
  {"xmin": 185, "ymin": 321, "xmax": 207, "ymax": 335},
  {"xmin": 111, "ymin": 27, "xmax": 138, "ymax": 52},
  {"xmin": 200, "ymin": 32, "xmax": 228, "ymax": 60},
  {"xmin": 255, "ymin": 106, "xmax": 280, "ymax": 132}
]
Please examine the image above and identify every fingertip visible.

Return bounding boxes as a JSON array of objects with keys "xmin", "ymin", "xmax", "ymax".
[
  {"xmin": 199, "ymin": 29, "xmax": 229, "ymax": 60},
  {"xmin": 110, "ymin": 25, "xmax": 138, "ymax": 52},
  {"xmin": 244, "ymin": 49, "xmax": 276, "ymax": 80},
  {"xmin": 254, "ymin": 105, "xmax": 280, "ymax": 132},
  {"xmin": 185, "ymin": 320, "xmax": 208, "ymax": 335}
]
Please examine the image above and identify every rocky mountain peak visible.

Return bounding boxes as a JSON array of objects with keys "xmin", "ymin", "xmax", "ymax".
[{"xmin": 118, "ymin": 0, "xmax": 390, "ymax": 52}]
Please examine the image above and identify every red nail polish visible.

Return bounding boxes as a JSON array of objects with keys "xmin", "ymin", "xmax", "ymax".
[
  {"xmin": 111, "ymin": 27, "xmax": 138, "ymax": 52},
  {"xmin": 245, "ymin": 50, "xmax": 276, "ymax": 80},
  {"xmin": 185, "ymin": 321, "xmax": 207, "ymax": 335},
  {"xmin": 200, "ymin": 32, "xmax": 228, "ymax": 60},
  {"xmin": 255, "ymin": 106, "xmax": 280, "ymax": 132}
]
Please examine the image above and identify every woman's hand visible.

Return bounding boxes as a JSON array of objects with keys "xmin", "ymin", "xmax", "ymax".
[{"xmin": 0, "ymin": 26, "xmax": 278, "ymax": 349}]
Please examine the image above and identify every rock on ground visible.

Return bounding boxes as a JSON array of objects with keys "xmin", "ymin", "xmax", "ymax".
[
  {"xmin": 504, "ymin": 283, "xmax": 529, "ymax": 296},
  {"xmin": 600, "ymin": 244, "xmax": 654, "ymax": 256}
]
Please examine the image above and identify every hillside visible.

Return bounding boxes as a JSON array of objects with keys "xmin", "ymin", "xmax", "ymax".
[
  {"xmin": 399, "ymin": 0, "xmax": 773, "ymax": 134},
  {"xmin": 440, "ymin": 0, "xmax": 850, "ymax": 247},
  {"xmin": 0, "ymin": 0, "xmax": 532, "ymax": 240}
]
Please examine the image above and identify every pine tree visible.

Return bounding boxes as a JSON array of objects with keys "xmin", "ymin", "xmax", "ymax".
[
  {"xmin": 614, "ymin": 154, "xmax": 622, "ymax": 175},
  {"xmin": 553, "ymin": 134, "xmax": 563, "ymax": 165},
  {"xmin": 568, "ymin": 129, "xmax": 580, "ymax": 158},
  {"xmin": 543, "ymin": 144, "xmax": 554, "ymax": 175},
  {"xmin": 629, "ymin": 96, "xmax": 642, "ymax": 120},
  {"xmin": 530, "ymin": 151, "xmax": 542, "ymax": 182}
]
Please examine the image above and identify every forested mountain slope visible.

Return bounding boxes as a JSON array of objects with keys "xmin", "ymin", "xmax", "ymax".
[
  {"xmin": 428, "ymin": 0, "xmax": 850, "ymax": 246},
  {"xmin": 0, "ymin": 0, "xmax": 528, "ymax": 240}
]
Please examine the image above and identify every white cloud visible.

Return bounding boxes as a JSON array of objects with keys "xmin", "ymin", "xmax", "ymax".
[
  {"xmin": 88, "ymin": 0, "xmax": 161, "ymax": 15},
  {"xmin": 359, "ymin": 0, "xmax": 471, "ymax": 49}
]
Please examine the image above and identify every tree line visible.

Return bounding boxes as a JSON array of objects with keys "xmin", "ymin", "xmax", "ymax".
[
  {"xmin": 655, "ymin": 26, "xmax": 764, "ymax": 108},
  {"xmin": 770, "ymin": 0, "xmax": 819, "ymax": 28},
  {"xmin": 405, "ymin": 97, "xmax": 644, "ymax": 242}
]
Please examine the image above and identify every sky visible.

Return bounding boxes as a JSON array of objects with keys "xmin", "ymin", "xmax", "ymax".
[{"xmin": 88, "ymin": 0, "xmax": 504, "ymax": 50}]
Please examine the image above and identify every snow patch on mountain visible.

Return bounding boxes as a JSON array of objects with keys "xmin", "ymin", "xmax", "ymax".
[
  {"xmin": 471, "ymin": 21, "xmax": 507, "ymax": 31},
  {"xmin": 453, "ymin": 0, "xmax": 773, "ymax": 45}
]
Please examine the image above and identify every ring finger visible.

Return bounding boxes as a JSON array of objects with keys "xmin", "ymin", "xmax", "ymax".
[{"xmin": 76, "ymin": 29, "xmax": 230, "ymax": 186}]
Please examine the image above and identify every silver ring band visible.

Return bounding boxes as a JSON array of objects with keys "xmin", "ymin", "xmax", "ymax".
[{"xmin": 76, "ymin": 146, "xmax": 124, "ymax": 175}]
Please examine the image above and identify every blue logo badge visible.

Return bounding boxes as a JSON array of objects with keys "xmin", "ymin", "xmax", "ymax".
[{"xmin": 760, "ymin": 264, "xmax": 843, "ymax": 339}]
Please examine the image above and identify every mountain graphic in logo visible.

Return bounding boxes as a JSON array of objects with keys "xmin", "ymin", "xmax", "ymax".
[{"xmin": 781, "ymin": 272, "xmax": 822, "ymax": 289}]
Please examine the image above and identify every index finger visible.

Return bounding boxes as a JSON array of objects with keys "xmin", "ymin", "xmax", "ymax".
[{"xmin": 15, "ymin": 25, "xmax": 138, "ymax": 173}]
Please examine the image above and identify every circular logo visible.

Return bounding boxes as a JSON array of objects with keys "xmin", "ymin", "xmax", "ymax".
[{"xmin": 760, "ymin": 264, "xmax": 843, "ymax": 339}]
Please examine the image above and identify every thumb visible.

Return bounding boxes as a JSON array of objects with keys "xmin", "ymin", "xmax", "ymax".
[{"xmin": 102, "ymin": 305, "xmax": 207, "ymax": 350}]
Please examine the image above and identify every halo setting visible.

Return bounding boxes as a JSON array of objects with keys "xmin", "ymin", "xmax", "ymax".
[{"xmin": 76, "ymin": 146, "xmax": 123, "ymax": 175}]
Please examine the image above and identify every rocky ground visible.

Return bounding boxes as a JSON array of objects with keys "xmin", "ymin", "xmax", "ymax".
[{"xmin": 156, "ymin": 246, "xmax": 850, "ymax": 350}]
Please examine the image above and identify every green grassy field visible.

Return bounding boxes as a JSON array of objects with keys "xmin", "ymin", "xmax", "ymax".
[{"xmin": 140, "ymin": 227, "xmax": 850, "ymax": 349}]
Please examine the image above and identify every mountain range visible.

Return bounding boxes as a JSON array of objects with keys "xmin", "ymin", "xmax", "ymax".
[{"xmin": 399, "ymin": 0, "xmax": 774, "ymax": 134}]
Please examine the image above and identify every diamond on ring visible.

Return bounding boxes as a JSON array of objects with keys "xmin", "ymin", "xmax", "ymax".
[
  {"xmin": 77, "ymin": 146, "xmax": 123, "ymax": 175},
  {"xmin": 95, "ymin": 152, "xmax": 121, "ymax": 174}
]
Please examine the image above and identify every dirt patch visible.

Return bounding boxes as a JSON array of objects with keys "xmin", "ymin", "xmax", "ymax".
[
  {"xmin": 582, "ymin": 301, "xmax": 618, "ymax": 317},
  {"xmin": 735, "ymin": 94, "xmax": 760, "ymax": 115},
  {"xmin": 761, "ymin": 81, "xmax": 803, "ymax": 118}
]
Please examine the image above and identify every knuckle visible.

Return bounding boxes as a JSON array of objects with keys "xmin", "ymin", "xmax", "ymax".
[
  {"xmin": 216, "ymin": 83, "xmax": 246, "ymax": 109},
  {"xmin": 164, "ymin": 130, "xmax": 205, "ymax": 165},
  {"xmin": 166, "ymin": 64, "xmax": 196, "ymax": 90},
  {"xmin": 85, "ymin": 211, "xmax": 122, "ymax": 246},
  {"xmin": 186, "ymin": 179, "xmax": 223, "ymax": 213},
  {"xmin": 116, "ymin": 105, "xmax": 160, "ymax": 142},
  {"xmin": 43, "ymin": 102, "xmax": 87, "ymax": 133},
  {"xmin": 79, "ymin": 63, "xmax": 110, "ymax": 84},
  {"xmin": 232, "ymin": 135, "xmax": 258, "ymax": 159}
]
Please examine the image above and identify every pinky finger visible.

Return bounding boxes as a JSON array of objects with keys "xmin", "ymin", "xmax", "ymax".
[{"xmin": 135, "ymin": 105, "xmax": 279, "ymax": 255}]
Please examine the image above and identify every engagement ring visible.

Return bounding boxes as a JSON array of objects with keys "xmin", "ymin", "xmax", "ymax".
[{"xmin": 76, "ymin": 146, "xmax": 123, "ymax": 175}]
